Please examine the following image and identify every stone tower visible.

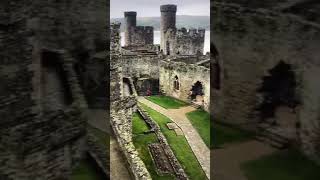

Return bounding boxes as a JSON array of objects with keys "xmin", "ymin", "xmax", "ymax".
[
  {"xmin": 160, "ymin": 4, "xmax": 177, "ymax": 52},
  {"xmin": 124, "ymin": 11, "xmax": 137, "ymax": 46}
]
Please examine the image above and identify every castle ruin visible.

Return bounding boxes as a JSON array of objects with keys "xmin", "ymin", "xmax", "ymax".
[
  {"xmin": 124, "ymin": 12, "xmax": 154, "ymax": 47},
  {"xmin": 160, "ymin": 5, "xmax": 205, "ymax": 56},
  {"xmin": 110, "ymin": 4, "xmax": 211, "ymax": 179}
]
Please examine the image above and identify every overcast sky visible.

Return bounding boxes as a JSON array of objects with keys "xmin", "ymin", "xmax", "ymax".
[{"xmin": 110, "ymin": 0, "xmax": 210, "ymax": 18}]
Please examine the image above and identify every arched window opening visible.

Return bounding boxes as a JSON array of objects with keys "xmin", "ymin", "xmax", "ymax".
[
  {"xmin": 173, "ymin": 76, "xmax": 179, "ymax": 91},
  {"xmin": 166, "ymin": 41, "xmax": 170, "ymax": 55},
  {"xmin": 257, "ymin": 60, "xmax": 299, "ymax": 125}
]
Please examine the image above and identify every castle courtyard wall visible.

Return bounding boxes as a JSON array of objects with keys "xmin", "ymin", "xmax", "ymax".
[
  {"xmin": 212, "ymin": 2, "xmax": 320, "ymax": 162},
  {"xmin": 160, "ymin": 60, "xmax": 210, "ymax": 111}
]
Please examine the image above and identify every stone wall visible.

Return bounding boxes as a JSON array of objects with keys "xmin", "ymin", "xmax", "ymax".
[
  {"xmin": 0, "ymin": 0, "xmax": 106, "ymax": 178},
  {"xmin": 122, "ymin": 55, "xmax": 160, "ymax": 79},
  {"xmin": 129, "ymin": 26, "xmax": 154, "ymax": 46},
  {"xmin": 76, "ymin": 51, "xmax": 108, "ymax": 108},
  {"xmin": 212, "ymin": 2, "xmax": 320, "ymax": 162},
  {"xmin": 175, "ymin": 28, "xmax": 205, "ymax": 55},
  {"xmin": 110, "ymin": 23, "xmax": 151, "ymax": 180},
  {"xmin": 124, "ymin": 11, "xmax": 154, "ymax": 47},
  {"xmin": 160, "ymin": 60, "xmax": 210, "ymax": 111},
  {"xmin": 163, "ymin": 28, "xmax": 205, "ymax": 56}
]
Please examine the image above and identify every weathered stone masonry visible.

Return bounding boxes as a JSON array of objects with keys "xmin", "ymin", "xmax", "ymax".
[
  {"xmin": 160, "ymin": 58, "xmax": 210, "ymax": 111},
  {"xmin": 110, "ymin": 22, "xmax": 151, "ymax": 180},
  {"xmin": 0, "ymin": 0, "xmax": 107, "ymax": 179},
  {"xmin": 124, "ymin": 12, "xmax": 154, "ymax": 47},
  {"xmin": 160, "ymin": 4, "xmax": 205, "ymax": 56},
  {"xmin": 212, "ymin": 2, "xmax": 320, "ymax": 163}
]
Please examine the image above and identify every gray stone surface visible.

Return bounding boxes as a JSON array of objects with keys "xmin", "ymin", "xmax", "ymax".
[{"xmin": 212, "ymin": 1, "xmax": 320, "ymax": 163}]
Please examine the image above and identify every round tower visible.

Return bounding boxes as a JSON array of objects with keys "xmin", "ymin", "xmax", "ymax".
[
  {"xmin": 124, "ymin": 11, "xmax": 137, "ymax": 46},
  {"xmin": 160, "ymin": 4, "xmax": 177, "ymax": 53}
]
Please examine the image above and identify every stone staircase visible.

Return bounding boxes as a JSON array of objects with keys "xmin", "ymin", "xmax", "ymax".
[{"xmin": 255, "ymin": 123, "xmax": 291, "ymax": 149}]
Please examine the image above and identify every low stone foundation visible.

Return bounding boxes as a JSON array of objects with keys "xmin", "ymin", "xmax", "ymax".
[{"xmin": 137, "ymin": 106, "xmax": 188, "ymax": 180}]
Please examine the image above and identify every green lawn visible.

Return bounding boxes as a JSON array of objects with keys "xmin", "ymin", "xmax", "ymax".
[
  {"xmin": 139, "ymin": 103, "xmax": 207, "ymax": 180},
  {"xmin": 241, "ymin": 149, "xmax": 320, "ymax": 180},
  {"xmin": 132, "ymin": 112, "xmax": 175, "ymax": 180},
  {"xmin": 133, "ymin": 112, "xmax": 150, "ymax": 134},
  {"xmin": 186, "ymin": 109, "xmax": 211, "ymax": 149},
  {"xmin": 71, "ymin": 159, "xmax": 105, "ymax": 180},
  {"xmin": 146, "ymin": 95, "xmax": 189, "ymax": 109},
  {"xmin": 212, "ymin": 123, "xmax": 253, "ymax": 148}
]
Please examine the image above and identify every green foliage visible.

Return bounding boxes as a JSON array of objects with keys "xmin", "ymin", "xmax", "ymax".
[
  {"xmin": 186, "ymin": 110, "xmax": 211, "ymax": 148},
  {"xmin": 241, "ymin": 149, "xmax": 320, "ymax": 180},
  {"xmin": 146, "ymin": 96, "xmax": 188, "ymax": 109},
  {"xmin": 140, "ymin": 103, "xmax": 208, "ymax": 180}
]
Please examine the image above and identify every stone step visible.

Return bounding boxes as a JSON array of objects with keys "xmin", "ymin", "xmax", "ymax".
[
  {"xmin": 255, "ymin": 135, "xmax": 287, "ymax": 149},
  {"xmin": 255, "ymin": 128, "xmax": 290, "ymax": 149}
]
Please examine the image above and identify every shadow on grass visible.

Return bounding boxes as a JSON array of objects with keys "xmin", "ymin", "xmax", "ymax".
[
  {"xmin": 71, "ymin": 155, "xmax": 106, "ymax": 180},
  {"xmin": 212, "ymin": 122, "xmax": 254, "ymax": 149},
  {"xmin": 241, "ymin": 149, "xmax": 320, "ymax": 180}
]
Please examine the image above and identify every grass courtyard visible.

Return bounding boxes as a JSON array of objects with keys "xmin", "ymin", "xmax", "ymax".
[
  {"xmin": 139, "ymin": 103, "xmax": 207, "ymax": 180},
  {"xmin": 186, "ymin": 109, "xmax": 211, "ymax": 148},
  {"xmin": 71, "ymin": 125, "xmax": 108, "ymax": 180},
  {"xmin": 87, "ymin": 125, "xmax": 109, "ymax": 149},
  {"xmin": 212, "ymin": 123, "xmax": 254, "ymax": 148},
  {"xmin": 241, "ymin": 149, "xmax": 320, "ymax": 180},
  {"xmin": 132, "ymin": 112, "xmax": 175, "ymax": 180},
  {"xmin": 146, "ymin": 95, "xmax": 189, "ymax": 109},
  {"xmin": 71, "ymin": 159, "xmax": 105, "ymax": 180}
]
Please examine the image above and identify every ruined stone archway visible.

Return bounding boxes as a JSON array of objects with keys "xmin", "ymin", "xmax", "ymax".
[
  {"xmin": 257, "ymin": 60, "xmax": 300, "ymax": 138},
  {"xmin": 190, "ymin": 81, "xmax": 204, "ymax": 106}
]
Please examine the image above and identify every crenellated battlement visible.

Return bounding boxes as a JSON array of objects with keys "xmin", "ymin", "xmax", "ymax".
[
  {"xmin": 160, "ymin": 4, "xmax": 205, "ymax": 56},
  {"xmin": 135, "ymin": 26, "xmax": 154, "ymax": 33},
  {"xmin": 176, "ymin": 28, "xmax": 206, "ymax": 38},
  {"xmin": 124, "ymin": 12, "xmax": 154, "ymax": 47}
]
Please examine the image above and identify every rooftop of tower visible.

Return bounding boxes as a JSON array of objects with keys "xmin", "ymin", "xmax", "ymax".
[{"xmin": 160, "ymin": 4, "xmax": 177, "ymax": 12}]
